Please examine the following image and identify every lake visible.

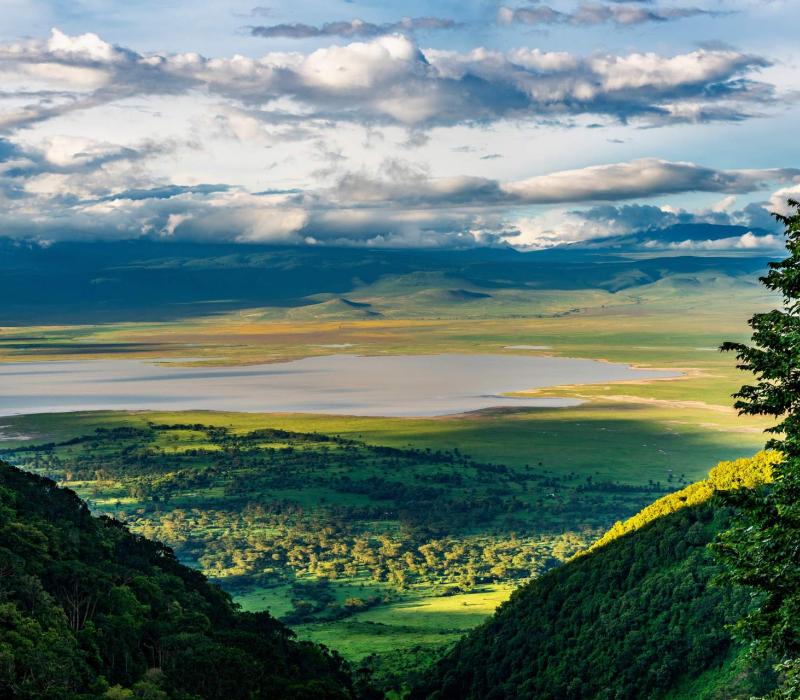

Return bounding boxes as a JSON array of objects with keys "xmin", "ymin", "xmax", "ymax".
[{"xmin": 0, "ymin": 354, "xmax": 677, "ymax": 417}]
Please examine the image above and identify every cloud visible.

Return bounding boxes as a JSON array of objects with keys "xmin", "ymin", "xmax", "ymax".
[
  {"xmin": 322, "ymin": 158, "xmax": 800, "ymax": 208},
  {"xmin": 0, "ymin": 135, "xmax": 178, "ymax": 179},
  {"xmin": 0, "ymin": 30, "xmax": 779, "ymax": 133},
  {"xmin": 498, "ymin": 3, "xmax": 719, "ymax": 28},
  {"xmin": 500, "ymin": 159, "xmax": 797, "ymax": 204},
  {"xmin": 247, "ymin": 6, "xmax": 274, "ymax": 18},
  {"xmin": 766, "ymin": 184, "xmax": 800, "ymax": 217},
  {"xmin": 249, "ymin": 16, "xmax": 459, "ymax": 39},
  {"xmin": 0, "ymin": 134, "xmax": 494, "ymax": 247},
  {"xmin": 0, "ymin": 139, "xmax": 796, "ymax": 249},
  {"xmin": 0, "ymin": 134, "xmax": 191, "ymax": 211},
  {"xmin": 92, "ymin": 183, "xmax": 231, "ymax": 202}
]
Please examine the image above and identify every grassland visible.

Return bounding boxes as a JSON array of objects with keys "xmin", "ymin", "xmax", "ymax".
[{"xmin": 0, "ymin": 402, "xmax": 767, "ymax": 487}]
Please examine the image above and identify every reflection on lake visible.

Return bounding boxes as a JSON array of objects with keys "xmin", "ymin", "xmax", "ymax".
[{"xmin": 0, "ymin": 354, "xmax": 677, "ymax": 417}]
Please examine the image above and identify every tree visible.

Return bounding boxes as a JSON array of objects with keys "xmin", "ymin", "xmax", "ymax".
[{"xmin": 717, "ymin": 199, "xmax": 800, "ymax": 695}]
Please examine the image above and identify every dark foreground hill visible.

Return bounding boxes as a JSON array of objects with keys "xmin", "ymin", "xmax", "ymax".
[
  {"xmin": 412, "ymin": 453, "xmax": 780, "ymax": 700},
  {"xmin": 0, "ymin": 460, "xmax": 362, "ymax": 700}
]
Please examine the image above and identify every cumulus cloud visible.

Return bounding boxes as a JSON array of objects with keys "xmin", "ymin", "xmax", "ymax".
[
  {"xmin": 498, "ymin": 3, "xmax": 718, "ymax": 28},
  {"xmin": 0, "ymin": 133, "xmax": 490, "ymax": 246},
  {"xmin": 0, "ymin": 134, "xmax": 190, "ymax": 210},
  {"xmin": 0, "ymin": 135, "xmax": 178, "ymax": 179},
  {"xmin": 0, "ymin": 29, "xmax": 779, "ymax": 133},
  {"xmin": 0, "ymin": 136, "xmax": 796, "ymax": 249},
  {"xmin": 249, "ymin": 17, "xmax": 459, "ymax": 39},
  {"xmin": 766, "ymin": 184, "xmax": 800, "ymax": 217}
]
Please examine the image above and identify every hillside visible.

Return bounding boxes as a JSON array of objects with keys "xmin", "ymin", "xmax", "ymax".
[
  {"xmin": 0, "ymin": 460, "xmax": 363, "ymax": 699},
  {"xmin": 412, "ymin": 453, "xmax": 781, "ymax": 700}
]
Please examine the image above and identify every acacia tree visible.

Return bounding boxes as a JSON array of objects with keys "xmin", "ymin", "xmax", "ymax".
[{"xmin": 717, "ymin": 199, "xmax": 800, "ymax": 695}]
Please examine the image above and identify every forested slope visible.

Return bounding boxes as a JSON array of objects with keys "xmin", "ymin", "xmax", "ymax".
[
  {"xmin": 0, "ymin": 460, "xmax": 363, "ymax": 699},
  {"xmin": 413, "ymin": 453, "xmax": 781, "ymax": 700}
]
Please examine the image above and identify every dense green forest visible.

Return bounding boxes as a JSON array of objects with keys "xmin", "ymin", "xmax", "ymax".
[
  {"xmin": 0, "ymin": 459, "xmax": 368, "ymax": 699},
  {"xmin": 411, "ymin": 453, "xmax": 781, "ymax": 700}
]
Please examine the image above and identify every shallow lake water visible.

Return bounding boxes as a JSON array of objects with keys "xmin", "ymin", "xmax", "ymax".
[{"xmin": 0, "ymin": 354, "xmax": 677, "ymax": 417}]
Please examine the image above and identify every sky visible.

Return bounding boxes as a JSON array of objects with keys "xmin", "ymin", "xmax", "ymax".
[{"xmin": 0, "ymin": 0, "xmax": 798, "ymax": 249}]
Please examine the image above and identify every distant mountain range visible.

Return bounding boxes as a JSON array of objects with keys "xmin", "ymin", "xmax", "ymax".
[{"xmin": 0, "ymin": 224, "xmax": 776, "ymax": 323}]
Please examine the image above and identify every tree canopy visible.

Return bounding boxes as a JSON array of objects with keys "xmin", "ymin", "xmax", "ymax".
[{"xmin": 718, "ymin": 199, "xmax": 800, "ymax": 696}]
